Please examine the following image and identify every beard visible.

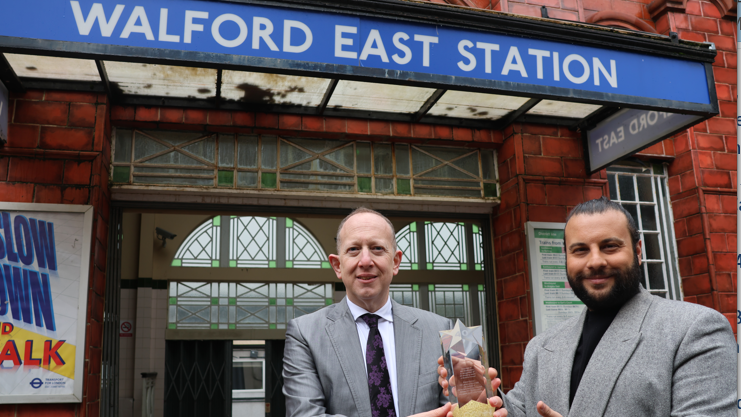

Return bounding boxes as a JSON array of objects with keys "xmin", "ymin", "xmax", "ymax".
[{"xmin": 567, "ymin": 255, "xmax": 641, "ymax": 312}]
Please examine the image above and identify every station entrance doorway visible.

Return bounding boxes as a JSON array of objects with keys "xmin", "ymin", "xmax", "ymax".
[{"xmin": 109, "ymin": 206, "xmax": 496, "ymax": 417}]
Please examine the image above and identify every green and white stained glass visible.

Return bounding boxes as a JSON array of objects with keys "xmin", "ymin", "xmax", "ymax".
[
  {"xmin": 390, "ymin": 284, "xmax": 419, "ymax": 308},
  {"xmin": 113, "ymin": 130, "xmax": 498, "ymax": 199},
  {"xmin": 472, "ymin": 224, "xmax": 484, "ymax": 271},
  {"xmin": 172, "ymin": 217, "xmax": 221, "ymax": 267},
  {"xmin": 231, "ymin": 216, "xmax": 277, "ymax": 268},
  {"xmin": 285, "ymin": 219, "xmax": 329, "ymax": 269},
  {"xmin": 396, "ymin": 222, "xmax": 418, "ymax": 270},
  {"xmin": 168, "ymin": 282, "xmax": 333, "ymax": 330},
  {"xmin": 425, "ymin": 222, "xmax": 467, "ymax": 270},
  {"xmin": 429, "ymin": 284, "xmax": 470, "ymax": 323}
]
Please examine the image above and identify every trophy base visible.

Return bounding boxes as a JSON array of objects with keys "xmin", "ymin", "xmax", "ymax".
[{"xmin": 452, "ymin": 401, "xmax": 496, "ymax": 417}]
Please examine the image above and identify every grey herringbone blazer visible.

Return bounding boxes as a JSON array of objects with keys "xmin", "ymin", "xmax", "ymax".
[
  {"xmin": 503, "ymin": 287, "xmax": 737, "ymax": 416},
  {"xmin": 283, "ymin": 297, "xmax": 453, "ymax": 417}
]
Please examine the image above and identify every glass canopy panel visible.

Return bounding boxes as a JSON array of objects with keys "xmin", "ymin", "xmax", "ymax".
[
  {"xmin": 527, "ymin": 100, "xmax": 602, "ymax": 118},
  {"xmin": 104, "ymin": 62, "xmax": 218, "ymax": 98},
  {"xmin": 220, "ymin": 71, "xmax": 331, "ymax": 106},
  {"xmin": 327, "ymin": 80, "xmax": 435, "ymax": 113},
  {"xmin": 427, "ymin": 91, "xmax": 529, "ymax": 120},
  {"xmin": 5, "ymin": 54, "xmax": 100, "ymax": 81}
]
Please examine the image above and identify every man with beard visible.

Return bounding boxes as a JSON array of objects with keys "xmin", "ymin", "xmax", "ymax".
[{"xmin": 439, "ymin": 197, "xmax": 736, "ymax": 417}]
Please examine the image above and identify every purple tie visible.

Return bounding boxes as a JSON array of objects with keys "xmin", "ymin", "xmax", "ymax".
[{"xmin": 361, "ymin": 314, "xmax": 396, "ymax": 417}]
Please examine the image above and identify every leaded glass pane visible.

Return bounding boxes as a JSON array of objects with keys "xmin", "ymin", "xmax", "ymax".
[
  {"xmin": 472, "ymin": 225, "xmax": 485, "ymax": 271},
  {"xmin": 173, "ymin": 218, "xmax": 220, "ymax": 267},
  {"xmin": 286, "ymin": 219, "xmax": 329, "ymax": 269},
  {"xmin": 230, "ymin": 216, "xmax": 276, "ymax": 268},
  {"xmin": 425, "ymin": 222, "xmax": 467, "ymax": 270},
  {"xmin": 390, "ymin": 284, "xmax": 419, "ymax": 308},
  {"xmin": 396, "ymin": 223, "xmax": 419, "ymax": 270},
  {"xmin": 428, "ymin": 284, "xmax": 469, "ymax": 323},
  {"xmin": 113, "ymin": 131, "xmax": 498, "ymax": 199},
  {"xmin": 168, "ymin": 281, "xmax": 333, "ymax": 330}
]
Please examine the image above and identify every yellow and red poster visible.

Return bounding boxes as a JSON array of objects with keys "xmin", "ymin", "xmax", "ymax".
[{"xmin": 0, "ymin": 203, "xmax": 93, "ymax": 403}]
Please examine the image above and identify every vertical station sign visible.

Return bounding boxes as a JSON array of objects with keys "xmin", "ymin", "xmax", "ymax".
[
  {"xmin": 0, "ymin": 203, "xmax": 93, "ymax": 403},
  {"xmin": 525, "ymin": 222, "xmax": 584, "ymax": 335}
]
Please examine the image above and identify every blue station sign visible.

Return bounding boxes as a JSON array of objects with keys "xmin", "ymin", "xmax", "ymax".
[
  {"xmin": 0, "ymin": 0, "xmax": 715, "ymax": 113},
  {"xmin": 586, "ymin": 109, "xmax": 703, "ymax": 172}
]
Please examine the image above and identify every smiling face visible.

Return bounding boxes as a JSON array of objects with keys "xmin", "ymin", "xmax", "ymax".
[
  {"xmin": 329, "ymin": 212, "xmax": 402, "ymax": 313},
  {"xmin": 564, "ymin": 210, "xmax": 642, "ymax": 311}
]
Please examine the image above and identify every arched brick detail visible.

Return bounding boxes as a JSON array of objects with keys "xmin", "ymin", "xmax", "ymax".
[
  {"xmin": 587, "ymin": 11, "xmax": 657, "ymax": 33},
  {"xmin": 649, "ymin": 0, "xmax": 735, "ymax": 19}
]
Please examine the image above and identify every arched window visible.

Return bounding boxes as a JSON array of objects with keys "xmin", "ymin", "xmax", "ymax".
[
  {"xmin": 172, "ymin": 216, "xmax": 330, "ymax": 269},
  {"xmin": 395, "ymin": 221, "xmax": 485, "ymax": 270}
]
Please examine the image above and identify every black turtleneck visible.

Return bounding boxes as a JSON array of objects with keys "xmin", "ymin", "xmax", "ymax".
[{"xmin": 569, "ymin": 308, "xmax": 620, "ymax": 407}]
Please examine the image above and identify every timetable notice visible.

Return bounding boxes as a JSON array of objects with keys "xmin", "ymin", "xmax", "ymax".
[{"xmin": 533, "ymin": 229, "xmax": 584, "ymax": 331}]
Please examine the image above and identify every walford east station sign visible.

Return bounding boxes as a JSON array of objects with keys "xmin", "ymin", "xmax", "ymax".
[{"xmin": 0, "ymin": 1, "xmax": 718, "ymax": 174}]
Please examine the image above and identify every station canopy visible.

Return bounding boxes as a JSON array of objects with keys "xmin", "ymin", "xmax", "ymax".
[{"xmin": 0, "ymin": 0, "xmax": 718, "ymax": 166}]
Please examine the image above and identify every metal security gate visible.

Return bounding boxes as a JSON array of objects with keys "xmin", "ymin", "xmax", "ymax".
[
  {"xmin": 265, "ymin": 340, "xmax": 286, "ymax": 417},
  {"xmin": 101, "ymin": 207, "xmax": 123, "ymax": 417},
  {"xmin": 165, "ymin": 340, "xmax": 233, "ymax": 417}
]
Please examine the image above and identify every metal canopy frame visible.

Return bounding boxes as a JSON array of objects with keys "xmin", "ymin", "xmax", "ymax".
[{"xmin": 0, "ymin": 0, "xmax": 719, "ymax": 131}]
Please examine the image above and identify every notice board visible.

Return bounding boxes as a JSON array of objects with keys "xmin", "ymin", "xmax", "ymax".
[
  {"xmin": 0, "ymin": 203, "xmax": 93, "ymax": 403},
  {"xmin": 525, "ymin": 222, "xmax": 584, "ymax": 335}
]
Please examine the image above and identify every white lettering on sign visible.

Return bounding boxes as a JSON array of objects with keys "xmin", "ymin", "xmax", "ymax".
[
  {"xmin": 413, "ymin": 34, "xmax": 438, "ymax": 67},
  {"xmin": 158, "ymin": 9, "xmax": 180, "ymax": 42},
  {"xmin": 360, "ymin": 29, "xmax": 389, "ymax": 62},
  {"xmin": 120, "ymin": 6, "xmax": 154, "ymax": 40},
  {"xmin": 335, "ymin": 25, "xmax": 357, "ymax": 59},
  {"xmin": 594, "ymin": 111, "xmax": 676, "ymax": 153},
  {"xmin": 184, "ymin": 10, "xmax": 208, "ymax": 44},
  {"xmin": 457, "ymin": 40, "xmax": 476, "ymax": 72},
  {"xmin": 253, "ymin": 16, "xmax": 279, "ymax": 51},
  {"xmin": 212, "ymin": 14, "xmax": 247, "ymax": 48},
  {"xmin": 66, "ymin": 2, "xmax": 620, "ymax": 88},
  {"xmin": 392, "ymin": 32, "xmax": 411, "ymax": 65},
  {"xmin": 283, "ymin": 20, "xmax": 312, "ymax": 53},
  {"xmin": 70, "ymin": 1, "xmax": 124, "ymax": 37}
]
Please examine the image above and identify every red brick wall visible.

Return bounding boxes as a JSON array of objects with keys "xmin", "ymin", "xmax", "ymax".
[
  {"xmin": 109, "ymin": 105, "xmax": 504, "ymax": 145},
  {"xmin": 0, "ymin": 90, "xmax": 111, "ymax": 417}
]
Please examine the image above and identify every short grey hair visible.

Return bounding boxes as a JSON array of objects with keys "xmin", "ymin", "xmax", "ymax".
[{"xmin": 335, "ymin": 207, "xmax": 397, "ymax": 253}]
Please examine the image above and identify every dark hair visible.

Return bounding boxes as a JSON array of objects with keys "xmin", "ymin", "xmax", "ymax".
[
  {"xmin": 335, "ymin": 207, "xmax": 397, "ymax": 253},
  {"xmin": 565, "ymin": 197, "xmax": 640, "ymax": 249}
]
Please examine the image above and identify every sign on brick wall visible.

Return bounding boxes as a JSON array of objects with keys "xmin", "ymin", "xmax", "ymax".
[
  {"xmin": 585, "ymin": 109, "xmax": 703, "ymax": 173},
  {"xmin": 0, "ymin": 0, "xmax": 716, "ymax": 113},
  {"xmin": 0, "ymin": 203, "xmax": 94, "ymax": 404}
]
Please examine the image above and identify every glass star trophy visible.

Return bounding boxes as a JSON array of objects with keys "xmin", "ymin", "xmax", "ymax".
[{"xmin": 439, "ymin": 320, "xmax": 495, "ymax": 417}]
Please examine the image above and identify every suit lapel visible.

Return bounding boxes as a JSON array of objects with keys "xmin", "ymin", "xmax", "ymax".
[
  {"xmin": 326, "ymin": 298, "xmax": 372, "ymax": 417},
  {"xmin": 538, "ymin": 309, "xmax": 586, "ymax": 417},
  {"xmin": 568, "ymin": 289, "xmax": 653, "ymax": 417},
  {"xmin": 392, "ymin": 301, "xmax": 422, "ymax": 417}
]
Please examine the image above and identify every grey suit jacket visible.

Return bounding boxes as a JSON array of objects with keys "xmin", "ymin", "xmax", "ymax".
[
  {"xmin": 503, "ymin": 287, "xmax": 737, "ymax": 416},
  {"xmin": 283, "ymin": 297, "xmax": 453, "ymax": 417}
]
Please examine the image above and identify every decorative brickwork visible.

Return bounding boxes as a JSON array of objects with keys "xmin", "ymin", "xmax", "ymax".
[{"xmin": 0, "ymin": 90, "xmax": 111, "ymax": 417}]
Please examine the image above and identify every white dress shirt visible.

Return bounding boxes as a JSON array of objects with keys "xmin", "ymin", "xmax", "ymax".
[{"xmin": 346, "ymin": 297, "xmax": 400, "ymax": 417}]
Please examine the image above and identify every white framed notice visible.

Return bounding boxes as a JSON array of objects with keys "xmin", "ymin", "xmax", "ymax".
[
  {"xmin": 0, "ymin": 203, "xmax": 94, "ymax": 403},
  {"xmin": 525, "ymin": 221, "xmax": 585, "ymax": 335}
]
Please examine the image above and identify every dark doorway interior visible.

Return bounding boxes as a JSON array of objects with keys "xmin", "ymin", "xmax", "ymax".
[{"xmin": 165, "ymin": 340, "xmax": 233, "ymax": 417}]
